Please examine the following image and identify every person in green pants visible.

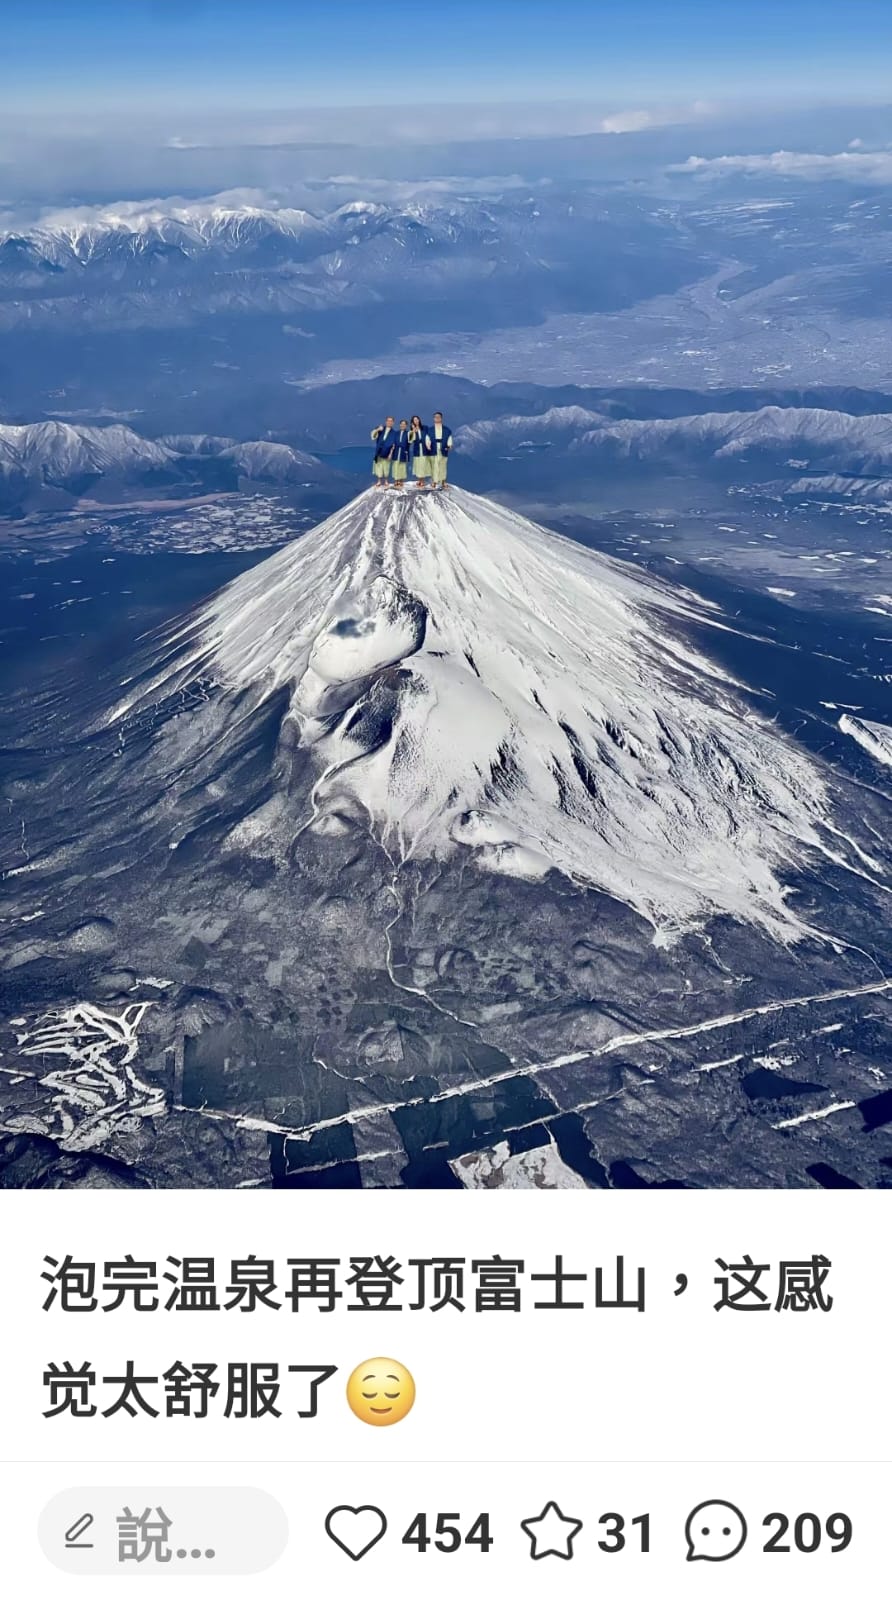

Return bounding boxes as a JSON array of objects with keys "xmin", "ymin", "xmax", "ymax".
[
  {"xmin": 371, "ymin": 417, "xmax": 398, "ymax": 487},
  {"xmin": 425, "ymin": 412, "xmax": 453, "ymax": 489},
  {"xmin": 391, "ymin": 420, "xmax": 410, "ymax": 490},
  {"xmin": 408, "ymin": 415, "xmax": 431, "ymax": 489}
]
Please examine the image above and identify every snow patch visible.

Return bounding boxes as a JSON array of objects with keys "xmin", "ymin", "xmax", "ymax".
[
  {"xmin": 839, "ymin": 714, "xmax": 892, "ymax": 768},
  {"xmin": 772, "ymin": 1100, "xmax": 856, "ymax": 1130},
  {"xmin": 450, "ymin": 1138, "xmax": 588, "ymax": 1189}
]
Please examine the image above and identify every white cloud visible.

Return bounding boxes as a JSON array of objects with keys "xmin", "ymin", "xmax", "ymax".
[
  {"xmin": 30, "ymin": 188, "xmax": 279, "ymax": 232},
  {"xmin": 673, "ymin": 148, "xmax": 892, "ymax": 183},
  {"xmin": 600, "ymin": 110, "xmax": 654, "ymax": 133},
  {"xmin": 600, "ymin": 100, "xmax": 716, "ymax": 135}
]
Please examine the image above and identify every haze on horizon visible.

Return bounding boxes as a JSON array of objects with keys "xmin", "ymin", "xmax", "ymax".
[{"xmin": 3, "ymin": 0, "xmax": 892, "ymax": 204}]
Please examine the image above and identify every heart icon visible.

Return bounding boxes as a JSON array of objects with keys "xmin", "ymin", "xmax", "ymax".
[{"xmin": 325, "ymin": 1504, "xmax": 388, "ymax": 1561}]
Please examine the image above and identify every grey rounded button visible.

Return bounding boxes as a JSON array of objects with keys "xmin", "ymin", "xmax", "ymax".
[{"xmin": 40, "ymin": 1488, "xmax": 287, "ymax": 1574}]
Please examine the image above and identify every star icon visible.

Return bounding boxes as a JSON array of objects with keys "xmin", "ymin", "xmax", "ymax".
[{"xmin": 520, "ymin": 1500, "xmax": 583, "ymax": 1560}]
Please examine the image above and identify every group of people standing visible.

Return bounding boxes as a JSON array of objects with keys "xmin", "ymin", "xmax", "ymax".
[{"xmin": 370, "ymin": 413, "xmax": 453, "ymax": 490}]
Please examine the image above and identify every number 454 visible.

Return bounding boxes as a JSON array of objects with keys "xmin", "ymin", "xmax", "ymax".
[{"xmin": 402, "ymin": 1513, "xmax": 493, "ymax": 1553}]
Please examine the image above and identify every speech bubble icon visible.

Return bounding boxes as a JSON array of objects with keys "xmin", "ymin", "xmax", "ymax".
[{"xmin": 685, "ymin": 1500, "xmax": 747, "ymax": 1562}]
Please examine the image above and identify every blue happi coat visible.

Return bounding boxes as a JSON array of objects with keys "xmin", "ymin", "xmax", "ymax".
[
  {"xmin": 425, "ymin": 423, "xmax": 452, "ymax": 456},
  {"xmin": 371, "ymin": 425, "xmax": 398, "ymax": 460},
  {"xmin": 393, "ymin": 427, "xmax": 411, "ymax": 463},
  {"xmin": 408, "ymin": 425, "xmax": 428, "ymax": 459}
]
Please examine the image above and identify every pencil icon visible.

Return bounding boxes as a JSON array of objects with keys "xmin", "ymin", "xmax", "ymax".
[{"xmin": 65, "ymin": 1513, "xmax": 94, "ymax": 1549}]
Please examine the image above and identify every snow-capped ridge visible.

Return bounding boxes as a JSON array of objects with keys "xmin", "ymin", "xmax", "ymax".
[
  {"xmin": 0, "ymin": 420, "xmax": 175, "ymax": 479},
  {"xmin": 9, "ymin": 199, "xmax": 331, "ymax": 264},
  {"xmin": 0, "ymin": 190, "xmax": 499, "ymax": 270},
  {"xmin": 461, "ymin": 403, "xmax": 892, "ymax": 471},
  {"xmin": 574, "ymin": 405, "xmax": 892, "ymax": 467},
  {"xmin": 158, "ymin": 433, "xmax": 322, "ymax": 478},
  {"xmin": 457, "ymin": 406, "xmax": 608, "ymax": 455},
  {"xmin": 0, "ymin": 420, "xmax": 326, "ymax": 491},
  {"xmin": 221, "ymin": 440, "xmax": 324, "ymax": 479},
  {"xmin": 787, "ymin": 472, "xmax": 892, "ymax": 501}
]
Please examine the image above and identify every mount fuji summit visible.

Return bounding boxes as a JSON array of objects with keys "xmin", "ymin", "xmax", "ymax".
[{"xmin": 1, "ymin": 488, "xmax": 890, "ymax": 1189}]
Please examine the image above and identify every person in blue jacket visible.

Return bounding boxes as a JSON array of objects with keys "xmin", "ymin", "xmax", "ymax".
[
  {"xmin": 390, "ymin": 419, "xmax": 411, "ymax": 490},
  {"xmin": 408, "ymin": 414, "xmax": 431, "ymax": 489},
  {"xmin": 370, "ymin": 416, "xmax": 398, "ymax": 487},
  {"xmin": 425, "ymin": 412, "xmax": 453, "ymax": 490}
]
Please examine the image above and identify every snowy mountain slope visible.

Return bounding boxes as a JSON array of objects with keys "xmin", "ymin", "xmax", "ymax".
[
  {"xmin": 4, "ymin": 484, "xmax": 891, "ymax": 1191},
  {"xmin": 130, "ymin": 486, "xmax": 859, "ymax": 943}
]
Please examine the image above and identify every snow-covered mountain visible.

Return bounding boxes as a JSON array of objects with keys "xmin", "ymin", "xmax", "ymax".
[
  {"xmin": 220, "ymin": 440, "xmax": 324, "ymax": 481},
  {"xmin": 786, "ymin": 472, "xmax": 892, "ymax": 501},
  {"xmin": 4, "ymin": 483, "xmax": 889, "ymax": 1190},
  {"xmin": 0, "ymin": 420, "xmax": 328, "ymax": 509},
  {"xmin": 0, "ymin": 190, "xmax": 610, "ymax": 276},
  {"xmin": 157, "ymin": 433, "xmax": 323, "ymax": 479},
  {"xmin": 0, "ymin": 420, "xmax": 175, "ymax": 481},
  {"xmin": 0, "ymin": 201, "xmax": 341, "ymax": 268},
  {"xmin": 0, "ymin": 188, "xmax": 693, "ymax": 340},
  {"xmin": 1, "ymin": 195, "xmax": 488, "ymax": 265},
  {"xmin": 457, "ymin": 404, "xmax": 892, "ymax": 474},
  {"xmin": 124, "ymin": 485, "xmax": 854, "ymax": 943},
  {"xmin": 575, "ymin": 406, "xmax": 892, "ymax": 467},
  {"xmin": 456, "ymin": 406, "xmax": 609, "ymax": 455},
  {"xmin": 0, "ymin": 194, "xmax": 494, "ymax": 334}
]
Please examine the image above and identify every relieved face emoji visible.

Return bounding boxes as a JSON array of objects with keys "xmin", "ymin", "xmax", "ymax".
[{"xmin": 346, "ymin": 1357, "xmax": 415, "ymax": 1427}]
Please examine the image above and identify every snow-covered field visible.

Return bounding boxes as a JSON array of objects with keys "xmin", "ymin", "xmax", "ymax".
[
  {"xmin": 0, "ymin": 493, "xmax": 318, "ymax": 556},
  {"xmin": 301, "ymin": 286, "xmax": 892, "ymax": 392}
]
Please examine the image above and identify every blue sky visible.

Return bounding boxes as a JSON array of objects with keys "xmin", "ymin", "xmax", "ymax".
[{"xmin": 5, "ymin": 0, "xmax": 892, "ymax": 112}]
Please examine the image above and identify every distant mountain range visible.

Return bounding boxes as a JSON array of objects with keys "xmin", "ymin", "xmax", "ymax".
[
  {"xmin": 0, "ymin": 190, "xmax": 697, "ymax": 334},
  {"xmin": 0, "ymin": 421, "xmax": 330, "ymax": 514},
  {"xmin": 7, "ymin": 402, "xmax": 892, "ymax": 518},
  {"xmin": 456, "ymin": 404, "xmax": 892, "ymax": 477},
  {"xmin": 4, "ymin": 184, "xmax": 892, "ymax": 430},
  {"xmin": 787, "ymin": 473, "xmax": 892, "ymax": 501},
  {"xmin": 1, "ymin": 198, "xmax": 472, "ymax": 269}
]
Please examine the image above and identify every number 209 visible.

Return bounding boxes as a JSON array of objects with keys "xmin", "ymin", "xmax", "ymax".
[{"xmin": 763, "ymin": 1513, "xmax": 853, "ymax": 1554}]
